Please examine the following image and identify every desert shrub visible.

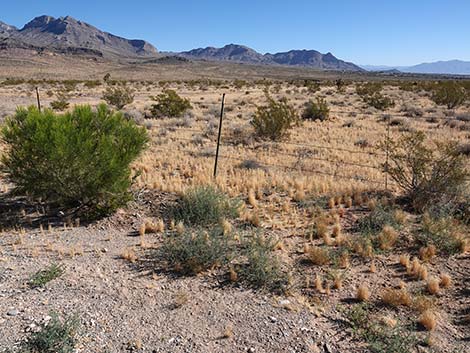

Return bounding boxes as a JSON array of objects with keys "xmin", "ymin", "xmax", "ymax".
[
  {"xmin": 381, "ymin": 131, "xmax": 469, "ymax": 212},
  {"xmin": 172, "ymin": 185, "xmax": 240, "ymax": 226},
  {"xmin": 346, "ymin": 304, "xmax": 418, "ymax": 353},
  {"xmin": 29, "ymin": 264, "xmax": 65, "ymax": 288},
  {"xmin": 150, "ymin": 89, "xmax": 192, "ymax": 118},
  {"xmin": 101, "ymin": 84, "xmax": 134, "ymax": 109},
  {"xmin": 356, "ymin": 82, "xmax": 383, "ymax": 97},
  {"xmin": 357, "ymin": 203, "xmax": 400, "ymax": 234},
  {"xmin": 19, "ymin": 312, "xmax": 79, "ymax": 353},
  {"xmin": 50, "ymin": 93, "xmax": 70, "ymax": 111},
  {"xmin": 416, "ymin": 214, "xmax": 464, "ymax": 254},
  {"xmin": 83, "ymin": 80, "xmax": 101, "ymax": 89},
  {"xmin": 239, "ymin": 234, "xmax": 288, "ymax": 293},
  {"xmin": 356, "ymin": 82, "xmax": 394, "ymax": 110},
  {"xmin": 431, "ymin": 81, "xmax": 467, "ymax": 109},
  {"xmin": 364, "ymin": 93, "xmax": 395, "ymax": 110},
  {"xmin": 251, "ymin": 95, "xmax": 299, "ymax": 140},
  {"xmin": 159, "ymin": 228, "xmax": 231, "ymax": 275},
  {"xmin": 302, "ymin": 97, "xmax": 330, "ymax": 121},
  {"xmin": 0, "ymin": 104, "xmax": 148, "ymax": 216}
]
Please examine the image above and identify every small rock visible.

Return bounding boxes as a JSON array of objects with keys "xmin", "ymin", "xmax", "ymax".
[
  {"xmin": 269, "ymin": 316, "xmax": 277, "ymax": 323},
  {"xmin": 7, "ymin": 309, "xmax": 19, "ymax": 317},
  {"xmin": 248, "ymin": 348, "xmax": 255, "ymax": 353}
]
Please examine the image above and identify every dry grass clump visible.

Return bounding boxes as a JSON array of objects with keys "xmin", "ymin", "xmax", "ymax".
[
  {"xmin": 121, "ymin": 247, "xmax": 137, "ymax": 263},
  {"xmin": 399, "ymin": 254, "xmax": 410, "ymax": 268},
  {"xmin": 419, "ymin": 310, "xmax": 437, "ymax": 331},
  {"xmin": 427, "ymin": 277, "xmax": 440, "ymax": 295},
  {"xmin": 381, "ymin": 288, "xmax": 412, "ymax": 307},
  {"xmin": 377, "ymin": 225, "xmax": 399, "ymax": 250},
  {"xmin": 305, "ymin": 245, "xmax": 330, "ymax": 265},
  {"xmin": 419, "ymin": 244, "xmax": 437, "ymax": 262},
  {"xmin": 139, "ymin": 219, "xmax": 165, "ymax": 235},
  {"xmin": 439, "ymin": 273, "xmax": 451, "ymax": 288},
  {"xmin": 356, "ymin": 284, "xmax": 370, "ymax": 301},
  {"xmin": 407, "ymin": 257, "xmax": 428, "ymax": 280}
]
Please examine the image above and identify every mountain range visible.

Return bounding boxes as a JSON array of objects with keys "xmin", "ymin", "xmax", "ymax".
[
  {"xmin": 361, "ymin": 60, "xmax": 470, "ymax": 76},
  {"xmin": 1, "ymin": 15, "xmax": 469, "ymax": 75},
  {"xmin": 0, "ymin": 15, "xmax": 362, "ymax": 71},
  {"xmin": 178, "ymin": 44, "xmax": 362, "ymax": 71},
  {"xmin": 0, "ymin": 15, "xmax": 158, "ymax": 57}
]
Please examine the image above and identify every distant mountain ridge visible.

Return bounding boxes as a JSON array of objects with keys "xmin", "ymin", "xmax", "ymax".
[
  {"xmin": 0, "ymin": 15, "xmax": 158, "ymax": 58},
  {"xmin": 361, "ymin": 60, "xmax": 470, "ymax": 75},
  {"xmin": 180, "ymin": 44, "xmax": 363, "ymax": 71}
]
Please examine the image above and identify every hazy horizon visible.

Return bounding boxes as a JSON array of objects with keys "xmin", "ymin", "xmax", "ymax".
[{"xmin": 2, "ymin": 0, "xmax": 470, "ymax": 66}]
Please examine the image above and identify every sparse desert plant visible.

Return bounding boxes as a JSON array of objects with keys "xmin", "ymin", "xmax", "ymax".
[
  {"xmin": 239, "ymin": 234, "xmax": 288, "ymax": 293},
  {"xmin": 172, "ymin": 185, "xmax": 240, "ymax": 226},
  {"xmin": 302, "ymin": 97, "xmax": 330, "ymax": 121},
  {"xmin": 418, "ymin": 310, "xmax": 437, "ymax": 331},
  {"xmin": 50, "ymin": 92, "xmax": 70, "ymax": 111},
  {"xmin": 381, "ymin": 288, "xmax": 412, "ymax": 307},
  {"xmin": 357, "ymin": 203, "xmax": 400, "ymax": 235},
  {"xmin": 357, "ymin": 284, "xmax": 370, "ymax": 301},
  {"xmin": 101, "ymin": 84, "xmax": 134, "ymax": 109},
  {"xmin": 0, "ymin": 104, "xmax": 148, "ymax": 216},
  {"xmin": 427, "ymin": 277, "xmax": 440, "ymax": 295},
  {"xmin": 364, "ymin": 92, "xmax": 395, "ymax": 110},
  {"xmin": 150, "ymin": 89, "xmax": 192, "ymax": 118},
  {"xmin": 381, "ymin": 131, "xmax": 469, "ymax": 212},
  {"xmin": 305, "ymin": 245, "xmax": 330, "ymax": 265},
  {"xmin": 439, "ymin": 273, "xmax": 451, "ymax": 288},
  {"xmin": 29, "ymin": 264, "xmax": 65, "ymax": 288},
  {"xmin": 377, "ymin": 225, "xmax": 399, "ymax": 250},
  {"xmin": 19, "ymin": 312, "xmax": 79, "ymax": 353},
  {"xmin": 159, "ymin": 228, "xmax": 231, "ymax": 275},
  {"xmin": 417, "ymin": 214, "xmax": 464, "ymax": 254},
  {"xmin": 251, "ymin": 95, "xmax": 299, "ymax": 140},
  {"xmin": 431, "ymin": 81, "xmax": 467, "ymax": 109}
]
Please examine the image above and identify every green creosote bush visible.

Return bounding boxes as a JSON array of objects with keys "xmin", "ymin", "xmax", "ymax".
[
  {"xmin": 159, "ymin": 228, "xmax": 231, "ymax": 275},
  {"xmin": 19, "ymin": 312, "xmax": 79, "ymax": 353},
  {"xmin": 251, "ymin": 94, "xmax": 299, "ymax": 140},
  {"xmin": 431, "ymin": 81, "xmax": 468, "ymax": 109},
  {"xmin": 239, "ymin": 234, "xmax": 288, "ymax": 293},
  {"xmin": 101, "ymin": 84, "xmax": 134, "ymax": 109},
  {"xmin": 29, "ymin": 264, "xmax": 65, "ymax": 288},
  {"xmin": 172, "ymin": 185, "xmax": 241, "ymax": 226},
  {"xmin": 302, "ymin": 97, "xmax": 330, "ymax": 121},
  {"xmin": 0, "ymin": 104, "xmax": 148, "ymax": 217},
  {"xmin": 150, "ymin": 89, "xmax": 192, "ymax": 118},
  {"xmin": 380, "ymin": 131, "xmax": 469, "ymax": 212}
]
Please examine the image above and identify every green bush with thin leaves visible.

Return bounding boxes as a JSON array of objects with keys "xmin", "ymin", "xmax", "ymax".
[
  {"xmin": 173, "ymin": 185, "xmax": 240, "ymax": 226},
  {"xmin": 431, "ymin": 81, "xmax": 467, "ymax": 109},
  {"xmin": 29, "ymin": 264, "xmax": 65, "ymax": 288},
  {"xmin": 302, "ymin": 97, "xmax": 330, "ymax": 121},
  {"xmin": 381, "ymin": 131, "xmax": 469, "ymax": 212},
  {"xmin": 101, "ymin": 84, "xmax": 134, "ymax": 109},
  {"xmin": 239, "ymin": 234, "xmax": 288, "ymax": 293},
  {"xmin": 159, "ymin": 228, "xmax": 231, "ymax": 275},
  {"xmin": 251, "ymin": 95, "xmax": 299, "ymax": 140},
  {"xmin": 0, "ymin": 104, "xmax": 148, "ymax": 217},
  {"xmin": 150, "ymin": 89, "xmax": 192, "ymax": 118},
  {"xmin": 19, "ymin": 312, "xmax": 79, "ymax": 353}
]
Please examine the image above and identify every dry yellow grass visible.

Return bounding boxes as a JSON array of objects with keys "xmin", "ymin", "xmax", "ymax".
[
  {"xmin": 356, "ymin": 284, "xmax": 370, "ymax": 301},
  {"xmin": 419, "ymin": 310, "xmax": 437, "ymax": 331}
]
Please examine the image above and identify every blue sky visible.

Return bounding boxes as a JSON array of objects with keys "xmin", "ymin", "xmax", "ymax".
[{"xmin": 1, "ymin": 0, "xmax": 469, "ymax": 66}]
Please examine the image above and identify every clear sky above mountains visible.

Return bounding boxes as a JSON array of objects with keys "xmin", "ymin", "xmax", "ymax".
[{"xmin": 2, "ymin": 0, "xmax": 469, "ymax": 66}]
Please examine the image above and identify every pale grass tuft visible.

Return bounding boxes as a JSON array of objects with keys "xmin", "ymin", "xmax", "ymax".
[
  {"xmin": 381, "ymin": 288, "xmax": 412, "ymax": 307},
  {"xmin": 439, "ymin": 273, "xmax": 451, "ymax": 288},
  {"xmin": 306, "ymin": 245, "xmax": 330, "ymax": 265},
  {"xmin": 419, "ymin": 245, "xmax": 437, "ymax": 262},
  {"xmin": 369, "ymin": 261, "xmax": 377, "ymax": 273},
  {"xmin": 419, "ymin": 310, "xmax": 437, "ymax": 331},
  {"xmin": 378, "ymin": 225, "xmax": 398, "ymax": 250},
  {"xmin": 427, "ymin": 277, "xmax": 440, "ymax": 295},
  {"xmin": 356, "ymin": 284, "xmax": 370, "ymax": 301},
  {"xmin": 122, "ymin": 247, "xmax": 137, "ymax": 263}
]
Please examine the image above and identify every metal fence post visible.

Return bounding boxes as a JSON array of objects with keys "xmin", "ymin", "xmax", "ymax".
[{"xmin": 213, "ymin": 93, "xmax": 226, "ymax": 178}]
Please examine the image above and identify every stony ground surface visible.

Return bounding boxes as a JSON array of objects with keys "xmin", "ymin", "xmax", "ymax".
[{"xmin": 0, "ymin": 190, "xmax": 469, "ymax": 353}]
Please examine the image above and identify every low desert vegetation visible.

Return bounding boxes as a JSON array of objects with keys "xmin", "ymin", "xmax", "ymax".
[
  {"xmin": 251, "ymin": 94, "xmax": 299, "ymax": 140},
  {"xmin": 101, "ymin": 84, "xmax": 135, "ymax": 109},
  {"xmin": 16, "ymin": 312, "xmax": 79, "ymax": 353},
  {"xmin": 0, "ymin": 104, "xmax": 148, "ymax": 216},
  {"xmin": 29, "ymin": 264, "xmax": 65, "ymax": 288},
  {"xmin": 1, "ymin": 77, "xmax": 469, "ymax": 352},
  {"xmin": 431, "ymin": 81, "xmax": 468, "ymax": 109},
  {"xmin": 172, "ymin": 185, "xmax": 241, "ymax": 226},
  {"xmin": 150, "ymin": 89, "xmax": 192, "ymax": 118},
  {"xmin": 302, "ymin": 97, "xmax": 330, "ymax": 121}
]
